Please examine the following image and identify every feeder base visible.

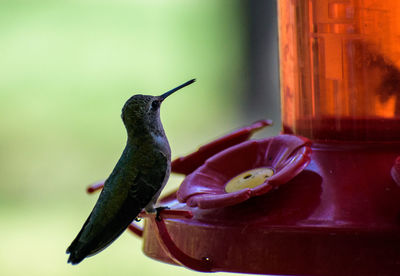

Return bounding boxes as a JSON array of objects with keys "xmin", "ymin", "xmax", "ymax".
[{"xmin": 142, "ymin": 142, "xmax": 400, "ymax": 275}]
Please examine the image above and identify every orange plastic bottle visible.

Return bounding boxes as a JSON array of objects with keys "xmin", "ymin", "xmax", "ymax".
[{"xmin": 279, "ymin": 0, "xmax": 400, "ymax": 141}]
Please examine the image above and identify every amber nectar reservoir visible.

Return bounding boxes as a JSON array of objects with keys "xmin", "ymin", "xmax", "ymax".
[{"xmin": 279, "ymin": 0, "xmax": 400, "ymax": 141}]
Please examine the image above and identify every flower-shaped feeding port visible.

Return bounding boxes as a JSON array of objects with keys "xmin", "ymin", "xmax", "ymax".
[{"xmin": 177, "ymin": 135, "xmax": 312, "ymax": 209}]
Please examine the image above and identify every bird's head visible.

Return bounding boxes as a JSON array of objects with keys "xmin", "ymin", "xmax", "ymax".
[
  {"xmin": 121, "ymin": 79, "xmax": 195, "ymax": 135},
  {"xmin": 121, "ymin": 94, "xmax": 162, "ymax": 130}
]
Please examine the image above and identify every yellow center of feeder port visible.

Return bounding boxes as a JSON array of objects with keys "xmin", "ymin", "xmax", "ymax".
[{"xmin": 225, "ymin": 167, "xmax": 274, "ymax": 193}]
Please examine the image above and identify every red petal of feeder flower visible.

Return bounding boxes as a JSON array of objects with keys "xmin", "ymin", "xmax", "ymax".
[
  {"xmin": 186, "ymin": 189, "xmax": 253, "ymax": 209},
  {"xmin": 171, "ymin": 119, "xmax": 272, "ymax": 175},
  {"xmin": 177, "ymin": 135, "xmax": 311, "ymax": 209}
]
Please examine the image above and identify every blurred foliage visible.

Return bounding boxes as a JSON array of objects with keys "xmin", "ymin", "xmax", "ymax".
[{"xmin": 0, "ymin": 0, "xmax": 259, "ymax": 275}]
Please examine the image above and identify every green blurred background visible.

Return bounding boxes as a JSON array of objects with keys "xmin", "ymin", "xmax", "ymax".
[{"xmin": 0, "ymin": 0, "xmax": 279, "ymax": 275}]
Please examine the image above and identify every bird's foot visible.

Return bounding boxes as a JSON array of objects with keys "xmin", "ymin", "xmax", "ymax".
[{"xmin": 155, "ymin": 206, "xmax": 170, "ymax": 221}]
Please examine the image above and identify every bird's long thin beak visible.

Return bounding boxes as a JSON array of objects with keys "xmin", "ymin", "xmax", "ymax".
[{"xmin": 159, "ymin": 79, "xmax": 196, "ymax": 101}]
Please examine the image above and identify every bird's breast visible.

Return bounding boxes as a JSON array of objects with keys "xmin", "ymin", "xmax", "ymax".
[{"xmin": 150, "ymin": 133, "xmax": 171, "ymax": 156}]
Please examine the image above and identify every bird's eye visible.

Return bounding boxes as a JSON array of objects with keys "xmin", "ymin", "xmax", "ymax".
[{"xmin": 151, "ymin": 100, "xmax": 160, "ymax": 110}]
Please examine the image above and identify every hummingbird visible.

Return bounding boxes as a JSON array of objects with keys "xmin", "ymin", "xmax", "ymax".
[{"xmin": 66, "ymin": 79, "xmax": 196, "ymax": 264}]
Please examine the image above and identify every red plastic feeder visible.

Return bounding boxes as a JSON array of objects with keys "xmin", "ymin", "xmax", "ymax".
[
  {"xmin": 88, "ymin": 1, "xmax": 400, "ymax": 275},
  {"xmin": 140, "ymin": 1, "xmax": 400, "ymax": 275}
]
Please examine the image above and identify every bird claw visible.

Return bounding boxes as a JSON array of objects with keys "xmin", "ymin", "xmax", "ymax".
[{"xmin": 155, "ymin": 206, "xmax": 170, "ymax": 221}]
